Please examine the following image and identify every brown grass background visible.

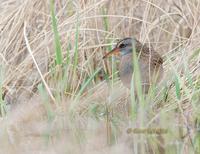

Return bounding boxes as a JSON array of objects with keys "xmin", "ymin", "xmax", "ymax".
[{"xmin": 0, "ymin": 0, "xmax": 200, "ymax": 153}]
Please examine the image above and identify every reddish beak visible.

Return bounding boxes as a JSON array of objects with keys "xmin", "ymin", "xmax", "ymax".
[{"xmin": 103, "ymin": 47, "xmax": 120, "ymax": 59}]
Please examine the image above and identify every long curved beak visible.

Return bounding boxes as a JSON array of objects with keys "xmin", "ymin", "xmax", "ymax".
[{"xmin": 103, "ymin": 47, "xmax": 120, "ymax": 59}]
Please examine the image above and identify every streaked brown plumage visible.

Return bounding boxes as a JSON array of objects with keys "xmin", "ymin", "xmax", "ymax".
[{"xmin": 103, "ymin": 37, "xmax": 163, "ymax": 93}]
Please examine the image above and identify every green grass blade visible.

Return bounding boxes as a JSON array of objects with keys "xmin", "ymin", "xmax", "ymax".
[
  {"xmin": 50, "ymin": 0, "xmax": 63, "ymax": 65},
  {"xmin": 102, "ymin": 8, "xmax": 117, "ymax": 86},
  {"xmin": 132, "ymin": 41, "xmax": 143, "ymax": 104},
  {"xmin": 70, "ymin": 68, "xmax": 101, "ymax": 110},
  {"xmin": 130, "ymin": 40, "xmax": 145, "ymax": 122},
  {"xmin": 0, "ymin": 66, "xmax": 6, "ymax": 116},
  {"xmin": 102, "ymin": 8, "xmax": 109, "ymax": 34},
  {"xmin": 76, "ymin": 68, "xmax": 101, "ymax": 100},
  {"xmin": 189, "ymin": 48, "xmax": 200, "ymax": 62},
  {"xmin": 194, "ymin": 133, "xmax": 200, "ymax": 153},
  {"xmin": 66, "ymin": 43, "xmax": 71, "ymax": 65},
  {"xmin": 72, "ymin": 14, "xmax": 80, "ymax": 76},
  {"xmin": 174, "ymin": 75, "xmax": 181, "ymax": 100},
  {"xmin": 130, "ymin": 75, "xmax": 137, "ymax": 121}
]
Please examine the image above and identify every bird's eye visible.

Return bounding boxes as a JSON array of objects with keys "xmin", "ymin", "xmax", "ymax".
[{"xmin": 119, "ymin": 43, "xmax": 126, "ymax": 48}]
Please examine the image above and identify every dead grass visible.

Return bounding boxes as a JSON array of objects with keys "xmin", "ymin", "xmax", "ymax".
[{"xmin": 0, "ymin": 0, "xmax": 200, "ymax": 153}]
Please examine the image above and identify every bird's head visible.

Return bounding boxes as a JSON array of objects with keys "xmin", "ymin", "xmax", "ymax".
[{"xmin": 103, "ymin": 38, "xmax": 136, "ymax": 59}]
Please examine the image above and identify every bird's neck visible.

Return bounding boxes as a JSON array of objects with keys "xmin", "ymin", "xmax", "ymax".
[{"xmin": 119, "ymin": 53, "xmax": 133, "ymax": 75}]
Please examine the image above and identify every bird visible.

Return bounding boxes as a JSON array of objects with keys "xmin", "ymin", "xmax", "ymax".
[
  {"xmin": 103, "ymin": 37, "xmax": 163, "ymax": 94},
  {"xmin": 103, "ymin": 38, "xmax": 165, "ymax": 153}
]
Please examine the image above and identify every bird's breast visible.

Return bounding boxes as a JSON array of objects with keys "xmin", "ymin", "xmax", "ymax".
[
  {"xmin": 119, "ymin": 53, "xmax": 163, "ymax": 90},
  {"xmin": 119, "ymin": 54, "xmax": 133, "ymax": 89}
]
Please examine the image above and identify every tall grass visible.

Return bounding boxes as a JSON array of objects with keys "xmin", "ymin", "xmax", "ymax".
[
  {"xmin": 0, "ymin": 66, "xmax": 6, "ymax": 116},
  {"xmin": 0, "ymin": 0, "xmax": 200, "ymax": 153},
  {"xmin": 102, "ymin": 7, "xmax": 118, "ymax": 87},
  {"xmin": 50, "ymin": 0, "xmax": 63, "ymax": 65},
  {"xmin": 72, "ymin": 14, "xmax": 80, "ymax": 78}
]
